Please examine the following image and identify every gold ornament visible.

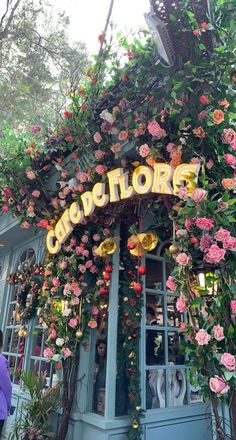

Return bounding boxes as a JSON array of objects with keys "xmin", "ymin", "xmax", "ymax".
[
  {"xmin": 18, "ymin": 328, "xmax": 27, "ymax": 337},
  {"xmin": 169, "ymin": 243, "xmax": 179, "ymax": 254},
  {"xmin": 76, "ymin": 330, "xmax": 83, "ymax": 338},
  {"xmin": 95, "ymin": 238, "xmax": 117, "ymax": 257},
  {"xmin": 128, "ymin": 231, "xmax": 158, "ymax": 256},
  {"xmin": 136, "ymin": 406, "xmax": 141, "ymax": 411},
  {"xmin": 123, "ymin": 296, "xmax": 129, "ymax": 302},
  {"xmin": 132, "ymin": 420, "xmax": 139, "ymax": 429}
]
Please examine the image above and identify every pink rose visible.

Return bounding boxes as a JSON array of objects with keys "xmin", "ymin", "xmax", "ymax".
[
  {"xmin": 73, "ymin": 287, "xmax": 82, "ymax": 297},
  {"xmin": 214, "ymin": 228, "xmax": 230, "ymax": 242},
  {"xmin": 200, "ymin": 234, "xmax": 213, "ymax": 252},
  {"xmin": 26, "ymin": 169, "xmax": 36, "ymax": 180},
  {"xmin": 85, "ymin": 260, "xmax": 93, "ymax": 268},
  {"xmin": 176, "ymin": 253, "xmax": 190, "ymax": 266},
  {"xmin": 176, "ymin": 296, "xmax": 186, "ymax": 313},
  {"xmin": 64, "ymin": 283, "xmax": 72, "ymax": 291},
  {"xmin": 204, "ymin": 244, "xmax": 225, "ymax": 264},
  {"xmin": 213, "ymin": 325, "xmax": 224, "ymax": 341},
  {"xmin": 223, "ymin": 236, "xmax": 236, "ymax": 250},
  {"xmin": 231, "ymin": 300, "xmax": 236, "ymax": 313},
  {"xmin": 191, "ymin": 188, "xmax": 207, "ymax": 204},
  {"xmin": 195, "ymin": 218, "xmax": 214, "ymax": 231},
  {"xmin": 94, "ymin": 132, "xmax": 102, "ymax": 143},
  {"xmin": 90, "ymin": 265, "xmax": 97, "ymax": 273},
  {"xmin": 76, "ymin": 172, "xmax": 88, "ymax": 183},
  {"xmin": 52, "ymin": 277, "xmax": 60, "ymax": 288},
  {"xmin": 43, "ymin": 348, "xmax": 54, "ymax": 358},
  {"xmin": 92, "ymin": 306, "xmax": 99, "ymax": 316},
  {"xmin": 209, "ymin": 376, "xmax": 230, "ymax": 394},
  {"xmin": 139, "ymin": 144, "xmax": 150, "ymax": 158},
  {"xmin": 95, "ymin": 150, "xmax": 106, "ymax": 160},
  {"xmin": 178, "ymin": 187, "xmax": 188, "ymax": 200},
  {"xmin": 68, "ymin": 318, "xmax": 78, "ymax": 329},
  {"xmin": 220, "ymin": 353, "xmax": 236, "ymax": 371},
  {"xmin": 198, "ymin": 110, "xmax": 208, "ymax": 120},
  {"xmin": 179, "ymin": 323, "xmax": 186, "ymax": 332},
  {"xmin": 224, "ymin": 154, "xmax": 236, "ymax": 166},
  {"xmin": 166, "ymin": 143, "xmax": 175, "ymax": 153},
  {"xmin": 148, "ymin": 120, "xmax": 166, "ymax": 138},
  {"xmin": 185, "ymin": 219, "xmax": 192, "ymax": 231},
  {"xmin": 96, "ymin": 165, "xmax": 105, "ymax": 175},
  {"xmin": 118, "ymin": 131, "xmax": 128, "ymax": 141},
  {"xmin": 218, "ymin": 200, "xmax": 228, "ymax": 210},
  {"xmin": 111, "ymin": 143, "xmax": 121, "ymax": 154},
  {"xmin": 93, "ymin": 234, "xmax": 100, "ymax": 241},
  {"xmin": 206, "ymin": 159, "xmax": 214, "ymax": 169},
  {"xmin": 1, "ymin": 204, "xmax": 9, "ymax": 213},
  {"xmin": 21, "ymin": 221, "xmax": 31, "ymax": 229},
  {"xmin": 195, "ymin": 329, "xmax": 211, "ymax": 345},
  {"xmin": 166, "ymin": 276, "xmax": 177, "ymax": 291},
  {"xmin": 32, "ymin": 190, "xmax": 40, "ymax": 198},
  {"xmin": 59, "ymin": 260, "xmax": 68, "ymax": 270},
  {"xmin": 222, "ymin": 128, "xmax": 236, "ymax": 150},
  {"xmin": 78, "ymin": 264, "xmax": 86, "ymax": 273},
  {"xmin": 51, "ymin": 198, "xmax": 59, "ymax": 207},
  {"xmin": 71, "ymin": 297, "xmax": 79, "ymax": 305},
  {"xmin": 63, "ymin": 347, "xmax": 72, "ymax": 357},
  {"xmin": 50, "ymin": 328, "xmax": 57, "ymax": 339},
  {"xmin": 75, "ymin": 246, "xmax": 82, "ymax": 255}
]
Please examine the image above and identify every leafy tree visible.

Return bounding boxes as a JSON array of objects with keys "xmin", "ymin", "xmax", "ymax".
[{"xmin": 0, "ymin": 0, "xmax": 88, "ymax": 131}]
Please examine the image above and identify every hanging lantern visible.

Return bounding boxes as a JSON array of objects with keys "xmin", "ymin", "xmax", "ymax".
[
  {"xmin": 128, "ymin": 232, "xmax": 158, "ymax": 256},
  {"xmin": 95, "ymin": 238, "xmax": 117, "ymax": 257}
]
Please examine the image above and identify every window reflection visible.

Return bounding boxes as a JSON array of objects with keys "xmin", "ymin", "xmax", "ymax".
[
  {"xmin": 168, "ymin": 332, "xmax": 184, "ymax": 365},
  {"xmin": 146, "ymin": 330, "xmax": 165, "ymax": 365},
  {"xmin": 167, "ymin": 295, "xmax": 184, "ymax": 327},
  {"xmin": 146, "ymin": 369, "xmax": 166, "ymax": 409},
  {"xmin": 167, "ymin": 369, "xmax": 187, "ymax": 406},
  {"xmin": 146, "ymin": 294, "xmax": 164, "ymax": 326},
  {"xmin": 146, "ymin": 259, "xmax": 163, "ymax": 290},
  {"xmin": 93, "ymin": 339, "xmax": 107, "ymax": 415}
]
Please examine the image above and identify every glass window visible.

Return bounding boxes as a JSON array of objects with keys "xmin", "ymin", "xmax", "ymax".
[
  {"xmin": 90, "ymin": 309, "xmax": 108, "ymax": 416},
  {"xmin": 144, "ymin": 254, "xmax": 190, "ymax": 410},
  {"xmin": 3, "ymin": 246, "xmax": 54, "ymax": 387}
]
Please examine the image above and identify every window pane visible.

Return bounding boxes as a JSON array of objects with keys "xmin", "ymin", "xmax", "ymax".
[
  {"xmin": 92, "ymin": 339, "xmax": 107, "ymax": 415},
  {"xmin": 168, "ymin": 332, "xmax": 184, "ymax": 365},
  {"xmin": 146, "ymin": 369, "xmax": 166, "ymax": 409},
  {"xmin": 146, "ymin": 330, "xmax": 165, "ymax": 365},
  {"xmin": 190, "ymin": 385, "xmax": 203, "ymax": 403},
  {"xmin": 146, "ymin": 294, "xmax": 164, "ymax": 326},
  {"xmin": 146, "ymin": 259, "xmax": 163, "ymax": 290},
  {"xmin": 167, "ymin": 296, "xmax": 184, "ymax": 327},
  {"xmin": 167, "ymin": 369, "xmax": 187, "ymax": 406}
]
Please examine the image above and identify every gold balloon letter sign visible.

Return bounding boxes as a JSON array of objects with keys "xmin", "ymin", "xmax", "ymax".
[{"xmin": 46, "ymin": 163, "xmax": 200, "ymax": 254}]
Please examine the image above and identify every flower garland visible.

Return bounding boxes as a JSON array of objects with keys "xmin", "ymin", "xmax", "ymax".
[{"xmin": 0, "ymin": 2, "xmax": 236, "ymax": 438}]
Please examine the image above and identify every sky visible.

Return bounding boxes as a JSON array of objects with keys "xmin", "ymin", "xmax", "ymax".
[{"xmin": 55, "ymin": 0, "xmax": 150, "ymax": 54}]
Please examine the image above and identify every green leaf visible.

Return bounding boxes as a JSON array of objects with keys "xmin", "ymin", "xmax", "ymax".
[
  {"xmin": 224, "ymin": 371, "xmax": 236, "ymax": 381},
  {"xmin": 191, "ymin": 298, "xmax": 202, "ymax": 309},
  {"xmin": 169, "ymin": 14, "xmax": 177, "ymax": 21},
  {"xmin": 227, "ymin": 324, "xmax": 235, "ymax": 338}
]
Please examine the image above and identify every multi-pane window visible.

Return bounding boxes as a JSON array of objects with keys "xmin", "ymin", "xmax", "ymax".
[
  {"xmin": 3, "ymin": 248, "xmax": 36, "ymax": 383},
  {"xmin": 144, "ymin": 253, "xmax": 201, "ymax": 410},
  {"xmin": 3, "ymin": 246, "xmax": 55, "ymax": 387}
]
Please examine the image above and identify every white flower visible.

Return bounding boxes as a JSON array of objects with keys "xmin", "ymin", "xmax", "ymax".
[
  {"xmin": 100, "ymin": 109, "xmax": 114, "ymax": 124},
  {"xmin": 52, "ymin": 354, "xmax": 61, "ymax": 362},
  {"xmin": 56, "ymin": 337, "xmax": 65, "ymax": 347},
  {"xmin": 62, "ymin": 308, "xmax": 72, "ymax": 317}
]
